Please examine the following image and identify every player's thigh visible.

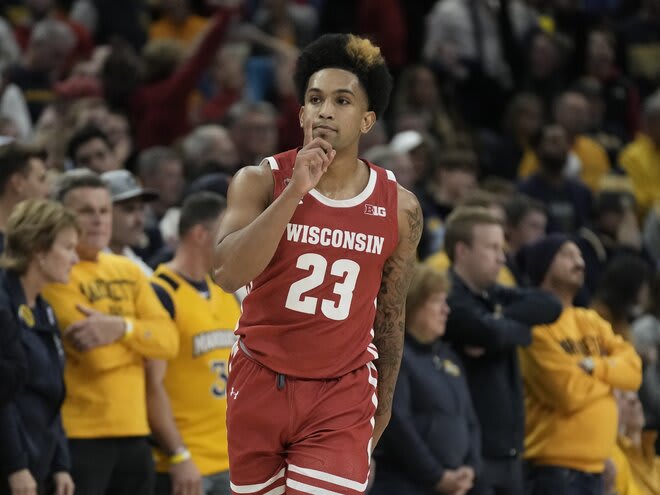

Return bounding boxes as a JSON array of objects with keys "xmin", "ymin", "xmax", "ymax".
[
  {"xmin": 226, "ymin": 346, "xmax": 288, "ymax": 494},
  {"xmin": 285, "ymin": 363, "xmax": 377, "ymax": 495}
]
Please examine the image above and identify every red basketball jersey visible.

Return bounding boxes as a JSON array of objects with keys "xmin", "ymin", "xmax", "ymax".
[{"xmin": 236, "ymin": 148, "xmax": 399, "ymax": 378}]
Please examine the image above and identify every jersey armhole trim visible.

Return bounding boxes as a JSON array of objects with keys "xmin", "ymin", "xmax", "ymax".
[
  {"xmin": 156, "ymin": 272, "xmax": 179, "ymax": 291},
  {"xmin": 386, "ymin": 169, "xmax": 397, "ymax": 182},
  {"xmin": 265, "ymin": 156, "xmax": 279, "ymax": 170}
]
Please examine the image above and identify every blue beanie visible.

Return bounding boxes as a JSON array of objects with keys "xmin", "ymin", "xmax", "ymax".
[{"xmin": 523, "ymin": 233, "xmax": 570, "ymax": 287}]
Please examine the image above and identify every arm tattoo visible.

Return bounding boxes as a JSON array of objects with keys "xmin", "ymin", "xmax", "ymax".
[
  {"xmin": 405, "ymin": 201, "xmax": 423, "ymax": 245},
  {"xmin": 372, "ymin": 199, "xmax": 422, "ymax": 416}
]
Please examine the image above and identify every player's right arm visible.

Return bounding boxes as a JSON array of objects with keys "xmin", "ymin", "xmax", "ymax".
[{"xmin": 213, "ymin": 119, "xmax": 335, "ymax": 292}]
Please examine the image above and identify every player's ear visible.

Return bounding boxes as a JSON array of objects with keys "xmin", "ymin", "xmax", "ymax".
[
  {"xmin": 299, "ymin": 106, "xmax": 305, "ymax": 128},
  {"xmin": 360, "ymin": 111, "xmax": 376, "ymax": 135}
]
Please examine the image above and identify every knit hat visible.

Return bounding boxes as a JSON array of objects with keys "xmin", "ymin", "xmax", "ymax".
[{"xmin": 522, "ymin": 233, "xmax": 570, "ymax": 287}]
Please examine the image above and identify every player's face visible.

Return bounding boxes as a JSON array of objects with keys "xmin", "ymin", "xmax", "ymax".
[{"xmin": 301, "ymin": 68, "xmax": 376, "ymax": 152}]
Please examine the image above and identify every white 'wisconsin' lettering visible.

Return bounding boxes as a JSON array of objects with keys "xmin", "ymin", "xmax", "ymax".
[{"xmin": 286, "ymin": 223, "xmax": 385, "ymax": 255}]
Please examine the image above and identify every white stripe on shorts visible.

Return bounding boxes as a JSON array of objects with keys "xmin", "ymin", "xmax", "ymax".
[
  {"xmin": 288, "ymin": 464, "xmax": 368, "ymax": 492},
  {"xmin": 230, "ymin": 468, "xmax": 285, "ymax": 494}
]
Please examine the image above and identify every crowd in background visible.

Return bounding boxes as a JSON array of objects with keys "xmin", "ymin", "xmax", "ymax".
[{"xmin": 0, "ymin": 0, "xmax": 659, "ymax": 494}]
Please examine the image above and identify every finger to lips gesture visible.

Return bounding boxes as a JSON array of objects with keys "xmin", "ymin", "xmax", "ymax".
[{"xmin": 290, "ymin": 118, "xmax": 336, "ymax": 196}]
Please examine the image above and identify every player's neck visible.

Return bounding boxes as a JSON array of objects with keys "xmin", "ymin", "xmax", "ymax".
[
  {"xmin": 315, "ymin": 147, "xmax": 368, "ymax": 199},
  {"xmin": 170, "ymin": 246, "xmax": 208, "ymax": 282}
]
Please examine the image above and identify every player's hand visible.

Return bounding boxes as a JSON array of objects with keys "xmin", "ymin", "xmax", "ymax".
[
  {"xmin": 8, "ymin": 469, "xmax": 37, "ymax": 495},
  {"xmin": 371, "ymin": 410, "xmax": 391, "ymax": 452},
  {"xmin": 289, "ymin": 118, "xmax": 335, "ymax": 197},
  {"xmin": 53, "ymin": 471, "xmax": 75, "ymax": 495},
  {"xmin": 65, "ymin": 305, "xmax": 126, "ymax": 351},
  {"xmin": 170, "ymin": 459, "xmax": 203, "ymax": 495}
]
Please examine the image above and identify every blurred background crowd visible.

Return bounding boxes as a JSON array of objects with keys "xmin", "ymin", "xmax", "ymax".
[{"xmin": 0, "ymin": 0, "xmax": 660, "ymax": 494}]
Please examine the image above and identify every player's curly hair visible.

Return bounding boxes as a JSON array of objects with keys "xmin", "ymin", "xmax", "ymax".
[{"xmin": 294, "ymin": 34, "xmax": 393, "ymax": 118}]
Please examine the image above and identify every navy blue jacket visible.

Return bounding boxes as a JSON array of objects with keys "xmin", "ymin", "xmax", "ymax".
[
  {"xmin": 443, "ymin": 271, "xmax": 562, "ymax": 460},
  {"xmin": 372, "ymin": 336, "xmax": 481, "ymax": 495},
  {"xmin": 0, "ymin": 304, "xmax": 27, "ymax": 407},
  {"xmin": 0, "ymin": 270, "xmax": 70, "ymax": 482}
]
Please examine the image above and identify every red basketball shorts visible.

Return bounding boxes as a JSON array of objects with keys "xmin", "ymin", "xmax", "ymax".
[{"xmin": 226, "ymin": 341, "xmax": 378, "ymax": 495}]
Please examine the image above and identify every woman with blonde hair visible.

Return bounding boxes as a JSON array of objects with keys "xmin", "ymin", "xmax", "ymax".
[
  {"xmin": 371, "ymin": 264, "xmax": 482, "ymax": 495},
  {"xmin": 0, "ymin": 199, "xmax": 79, "ymax": 495}
]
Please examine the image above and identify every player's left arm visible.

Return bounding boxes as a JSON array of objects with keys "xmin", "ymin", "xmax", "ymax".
[{"xmin": 372, "ymin": 185, "xmax": 422, "ymax": 449}]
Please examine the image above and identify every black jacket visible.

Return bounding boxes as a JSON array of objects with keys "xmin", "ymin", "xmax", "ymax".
[
  {"xmin": 0, "ymin": 270, "xmax": 70, "ymax": 482},
  {"xmin": 0, "ymin": 304, "xmax": 27, "ymax": 407},
  {"xmin": 372, "ymin": 336, "xmax": 481, "ymax": 495},
  {"xmin": 443, "ymin": 270, "xmax": 562, "ymax": 459}
]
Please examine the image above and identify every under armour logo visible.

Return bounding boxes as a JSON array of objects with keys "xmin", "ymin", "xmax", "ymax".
[{"xmin": 230, "ymin": 387, "xmax": 239, "ymax": 399}]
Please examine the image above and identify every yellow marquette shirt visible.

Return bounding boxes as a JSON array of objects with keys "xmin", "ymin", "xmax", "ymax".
[
  {"xmin": 151, "ymin": 265, "xmax": 241, "ymax": 475},
  {"xmin": 42, "ymin": 252, "xmax": 178, "ymax": 438},
  {"xmin": 520, "ymin": 307, "xmax": 641, "ymax": 473}
]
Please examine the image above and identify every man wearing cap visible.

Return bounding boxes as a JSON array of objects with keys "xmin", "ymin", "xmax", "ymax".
[
  {"xmin": 42, "ymin": 168, "xmax": 178, "ymax": 494},
  {"xmin": 102, "ymin": 170, "xmax": 159, "ymax": 275},
  {"xmin": 519, "ymin": 234, "xmax": 642, "ymax": 495}
]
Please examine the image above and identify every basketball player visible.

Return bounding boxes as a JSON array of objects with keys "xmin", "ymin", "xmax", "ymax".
[{"xmin": 213, "ymin": 34, "xmax": 422, "ymax": 495}]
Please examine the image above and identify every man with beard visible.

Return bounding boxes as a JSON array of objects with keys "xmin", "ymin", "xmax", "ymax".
[
  {"xmin": 519, "ymin": 234, "xmax": 641, "ymax": 495},
  {"xmin": 518, "ymin": 125, "xmax": 593, "ymax": 234},
  {"xmin": 102, "ymin": 169, "xmax": 158, "ymax": 274}
]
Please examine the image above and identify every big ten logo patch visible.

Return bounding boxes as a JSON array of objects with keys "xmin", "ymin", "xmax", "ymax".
[{"xmin": 365, "ymin": 204, "xmax": 386, "ymax": 217}]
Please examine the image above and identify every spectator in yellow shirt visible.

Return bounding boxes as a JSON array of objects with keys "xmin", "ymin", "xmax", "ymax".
[
  {"xmin": 519, "ymin": 91, "xmax": 611, "ymax": 192},
  {"xmin": 42, "ymin": 169, "xmax": 178, "ymax": 495},
  {"xmin": 147, "ymin": 192, "xmax": 240, "ymax": 495},
  {"xmin": 619, "ymin": 90, "xmax": 660, "ymax": 219},
  {"xmin": 519, "ymin": 234, "xmax": 642, "ymax": 495},
  {"xmin": 616, "ymin": 390, "xmax": 660, "ymax": 495}
]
